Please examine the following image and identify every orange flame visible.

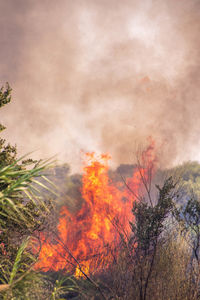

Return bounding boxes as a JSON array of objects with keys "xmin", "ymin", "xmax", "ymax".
[{"xmin": 35, "ymin": 141, "xmax": 156, "ymax": 276}]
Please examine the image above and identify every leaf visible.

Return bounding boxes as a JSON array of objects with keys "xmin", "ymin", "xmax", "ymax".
[{"xmin": 9, "ymin": 237, "xmax": 30, "ymax": 284}]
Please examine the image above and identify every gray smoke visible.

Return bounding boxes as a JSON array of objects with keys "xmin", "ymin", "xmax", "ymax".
[{"xmin": 0, "ymin": 0, "xmax": 200, "ymax": 171}]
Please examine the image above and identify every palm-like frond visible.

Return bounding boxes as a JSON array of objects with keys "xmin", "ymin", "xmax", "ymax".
[
  {"xmin": 0, "ymin": 155, "xmax": 58, "ymax": 298},
  {"xmin": 9, "ymin": 237, "xmax": 30, "ymax": 285},
  {"xmin": 0, "ymin": 156, "xmax": 56, "ymax": 231}
]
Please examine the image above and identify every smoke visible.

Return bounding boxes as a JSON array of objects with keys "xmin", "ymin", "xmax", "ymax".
[{"xmin": 0, "ymin": 0, "xmax": 200, "ymax": 171}]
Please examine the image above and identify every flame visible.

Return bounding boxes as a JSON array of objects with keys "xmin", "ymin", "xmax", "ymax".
[{"xmin": 34, "ymin": 140, "xmax": 156, "ymax": 276}]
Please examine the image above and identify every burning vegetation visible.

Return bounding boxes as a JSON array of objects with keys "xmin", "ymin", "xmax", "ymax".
[
  {"xmin": 1, "ymin": 1, "xmax": 200, "ymax": 299},
  {"xmin": 35, "ymin": 142, "xmax": 157, "ymax": 277},
  {"xmin": 1, "ymin": 86, "xmax": 200, "ymax": 300}
]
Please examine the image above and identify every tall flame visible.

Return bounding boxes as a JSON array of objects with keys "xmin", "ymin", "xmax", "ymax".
[{"xmin": 35, "ymin": 141, "xmax": 156, "ymax": 276}]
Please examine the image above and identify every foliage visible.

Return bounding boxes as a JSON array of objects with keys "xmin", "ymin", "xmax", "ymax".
[
  {"xmin": 0, "ymin": 83, "xmax": 11, "ymax": 109},
  {"xmin": 130, "ymin": 176, "xmax": 175, "ymax": 252},
  {"xmin": 50, "ymin": 275, "xmax": 80, "ymax": 300},
  {"xmin": 64, "ymin": 175, "xmax": 200, "ymax": 300},
  {"xmin": 165, "ymin": 161, "xmax": 200, "ymax": 203},
  {"xmin": 1, "ymin": 82, "xmax": 200, "ymax": 299},
  {"xmin": 0, "ymin": 84, "xmax": 55, "ymax": 299}
]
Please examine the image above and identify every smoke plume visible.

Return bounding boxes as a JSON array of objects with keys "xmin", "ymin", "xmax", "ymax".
[{"xmin": 0, "ymin": 0, "xmax": 200, "ymax": 171}]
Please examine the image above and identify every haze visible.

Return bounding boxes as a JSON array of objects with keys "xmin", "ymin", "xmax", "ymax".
[{"xmin": 0, "ymin": 0, "xmax": 200, "ymax": 171}]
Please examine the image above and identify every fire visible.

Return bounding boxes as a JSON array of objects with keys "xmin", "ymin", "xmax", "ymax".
[{"xmin": 34, "ymin": 141, "xmax": 156, "ymax": 276}]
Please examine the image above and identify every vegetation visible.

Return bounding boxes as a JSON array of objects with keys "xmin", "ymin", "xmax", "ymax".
[
  {"xmin": 0, "ymin": 83, "xmax": 200, "ymax": 299},
  {"xmin": 0, "ymin": 84, "xmax": 57, "ymax": 299},
  {"xmin": 47, "ymin": 163, "xmax": 200, "ymax": 300}
]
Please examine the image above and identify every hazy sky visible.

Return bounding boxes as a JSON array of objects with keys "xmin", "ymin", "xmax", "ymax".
[{"xmin": 0, "ymin": 0, "xmax": 200, "ymax": 171}]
